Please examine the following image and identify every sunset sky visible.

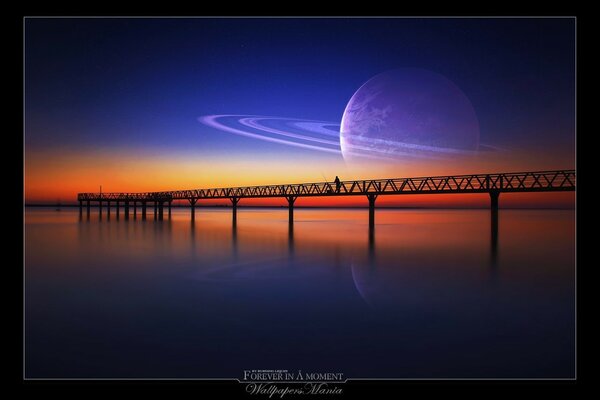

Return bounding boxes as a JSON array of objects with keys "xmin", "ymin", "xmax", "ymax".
[{"xmin": 25, "ymin": 18, "xmax": 575, "ymax": 207}]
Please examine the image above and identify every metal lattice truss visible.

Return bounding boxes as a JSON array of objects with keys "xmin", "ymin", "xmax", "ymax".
[{"xmin": 77, "ymin": 170, "xmax": 575, "ymax": 202}]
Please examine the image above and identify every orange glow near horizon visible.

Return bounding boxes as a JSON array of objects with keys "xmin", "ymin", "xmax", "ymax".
[{"xmin": 25, "ymin": 146, "xmax": 575, "ymax": 208}]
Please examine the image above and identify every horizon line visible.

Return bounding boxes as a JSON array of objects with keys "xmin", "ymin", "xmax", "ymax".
[{"xmin": 24, "ymin": 204, "xmax": 575, "ymax": 210}]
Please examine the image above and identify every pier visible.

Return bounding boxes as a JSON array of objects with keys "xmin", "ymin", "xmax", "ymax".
[{"xmin": 77, "ymin": 169, "xmax": 576, "ymax": 224}]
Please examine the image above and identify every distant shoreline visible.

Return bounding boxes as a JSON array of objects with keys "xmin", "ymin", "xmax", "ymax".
[{"xmin": 24, "ymin": 204, "xmax": 575, "ymax": 210}]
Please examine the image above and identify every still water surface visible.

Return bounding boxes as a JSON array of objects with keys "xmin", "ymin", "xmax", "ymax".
[{"xmin": 25, "ymin": 208, "xmax": 575, "ymax": 378}]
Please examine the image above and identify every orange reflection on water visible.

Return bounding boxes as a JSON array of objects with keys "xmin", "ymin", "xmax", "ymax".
[{"xmin": 26, "ymin": 207, "xmax": 574, "ymax": 289}]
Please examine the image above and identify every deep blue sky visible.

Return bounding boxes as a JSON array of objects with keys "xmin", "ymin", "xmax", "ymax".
[{"xmin": 25, "ymin": 18, "xmax": 575, "ymax": 156}]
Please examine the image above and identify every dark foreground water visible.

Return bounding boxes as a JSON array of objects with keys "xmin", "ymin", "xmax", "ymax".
[{"xmin": 25, "ymin": 208, "xmax": 575, "ymax": 378}]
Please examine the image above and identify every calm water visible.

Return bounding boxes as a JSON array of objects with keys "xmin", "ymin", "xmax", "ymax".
[{"xmin": 25, "ymin": 208, "xmax": 575, "ymax": 378}]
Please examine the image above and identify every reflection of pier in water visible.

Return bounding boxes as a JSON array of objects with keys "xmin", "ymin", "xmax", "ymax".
[
  {"xmin": 288, "ymin": 219, "xmax": 294, "ymax": 256},
  {"xmin": 77, "ymin": 170, "xmax": 574, "ymax": 266},
  {"xmin": 368, "ymin": 220, "xmax": 375, "ymax": 266},
  {"xmin": 491, "ymin": 200, "xmax": 499, "ymax": 268}
]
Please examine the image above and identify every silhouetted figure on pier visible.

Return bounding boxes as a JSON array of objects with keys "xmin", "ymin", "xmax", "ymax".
[{"xmin": 334, "ymin": 176, "xmax": 341, "ymax": 193}]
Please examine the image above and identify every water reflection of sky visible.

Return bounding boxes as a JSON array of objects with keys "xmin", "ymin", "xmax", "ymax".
[{"xmin": 25, "ymin": 208, "xmax": 575, "ymax": 378}]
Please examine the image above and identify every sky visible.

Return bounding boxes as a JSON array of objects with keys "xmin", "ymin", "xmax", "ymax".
[{"xmin": 25, "ymin": 18, "xmax": 575, "ymax": 207}]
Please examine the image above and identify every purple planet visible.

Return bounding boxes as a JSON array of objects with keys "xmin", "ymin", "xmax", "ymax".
[{"xmin": 340, "ymin": 68, "xmax": 480, "ymax": 160}]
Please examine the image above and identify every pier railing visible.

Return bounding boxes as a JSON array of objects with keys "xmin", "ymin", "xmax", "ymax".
[
  {"xmin": 76, "ymin": 169, "xmax": 575, "ymax": 222},
  {"xmin": 78, "ymin": 170, "xmax": 575, "ymax": 201}
]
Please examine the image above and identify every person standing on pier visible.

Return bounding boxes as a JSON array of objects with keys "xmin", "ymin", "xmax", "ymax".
[{"xmin": 334, "ymin": 176, "xmax": 341, "ymax": 193}]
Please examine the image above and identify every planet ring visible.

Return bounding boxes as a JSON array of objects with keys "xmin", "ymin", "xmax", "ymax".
[{"xmin": 199, "ymin": 114, "xmax": 503, "ymax": 159}]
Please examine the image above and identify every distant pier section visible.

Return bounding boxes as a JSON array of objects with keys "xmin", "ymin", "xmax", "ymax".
[{"xmin": 77, "ymin": 170, "xmax": 575, "ymax": 224}]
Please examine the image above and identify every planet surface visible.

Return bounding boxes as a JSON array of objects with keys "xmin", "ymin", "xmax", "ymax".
[{"xmin": 340, "ymin": 68, "xmax": 480, "ymax": 160}]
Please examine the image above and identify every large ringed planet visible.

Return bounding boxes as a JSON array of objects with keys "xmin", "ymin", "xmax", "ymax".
[
  {"xmin": 340, "ymin": 68, "xmax": 480, "ymax": 160},
  {"xmin": 199, "ymin": 68, "xmax": 496, "ymax": 161}
]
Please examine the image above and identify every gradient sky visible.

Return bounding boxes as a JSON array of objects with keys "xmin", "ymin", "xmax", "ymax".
[{"xmin": 25, "ymin": 17, "xmax": 575, "ymax": 207}]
